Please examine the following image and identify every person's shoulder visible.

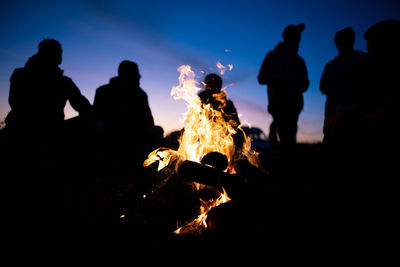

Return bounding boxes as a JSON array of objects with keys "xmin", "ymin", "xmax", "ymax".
[
  {"xmin": 60, "ymin": 75, "xmax": 80, "ymax": 90},
  {"xmin": 326, "ymin": 58, "xmax": 336, "ymax": 67},
  {"xmin": 323, "ymin": 56, "xmax": 340, "ymax": 70},
  {"xmin": 354, "ymin": 50, "xmax": 368, "ymax": 56},
  {"xmin": 198, "ymin": 90, "xmax": 207, "ymax": 98},
  {"xmin": 265, "ymin": 49, "xmax": 280, "ymax": 61},
  {"xmin": 96, "ymin": 83, "xmax": 109, "ymax": 90},
  {"xmin": 198, "ymin": 90, "xmax": 210, "ymax": 102},
  {"xmin": 134, "ymin": 87, "xmax": 147, "ymax": 98},
  {"xmin": 266, "ymin": 49, "xmax": 276, "ymax": 56},
  {"xmin": 12, "ymin": 67, "xmax": 25, "ymax": 74},
  {"xmin": 95, "ymin": 83, "xmax": 112, "ymax": 94},
  {"xmin": 139, "ymin": 87, "xmax": 148, "ymax": 95},
  {"xmin": 354, "ymin": 50, "xmax": 368, "ymax": 60},
  {"xmin": 96, "ymin": 77, "xmax": 118, "ymax": 93},
  {"xmin": 10, "ymin": 67, "xmax": 26, "ymax": 81},
  {"xmin": 293, "ymin": 54, "xmax": 307, "ymax": 69},
  {"xmin": 61, "ymin": 75, "xmax": 74, "ymax": 83},
  {"xmin": 296, "ymin": 53, "xmax": 306, "ymax": 62}
]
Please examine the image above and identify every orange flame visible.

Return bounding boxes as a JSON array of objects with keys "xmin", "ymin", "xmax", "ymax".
[{"xmin": 144, "ymin": 64, "xmax": 259, "ymax": 234}]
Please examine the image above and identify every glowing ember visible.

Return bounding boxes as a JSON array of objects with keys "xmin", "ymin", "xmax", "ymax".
[{"xmin": 143, "ymin": 64, "xmax": 259, "ymax": 234}]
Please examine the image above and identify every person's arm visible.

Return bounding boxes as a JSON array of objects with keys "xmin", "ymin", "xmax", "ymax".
[
  {"xmin": 299, "ymin": 58, "xmax": 310, "ymax": 92},
  {"xmin": 319, "ymin": 62, "xmax": 332, "ymax": 95},
  {"xmin": 93, "ymin": 86, "xmax": 108, "ymax": 120},
  {"xmin": 65, "ymin": 77, "xmax": 92, "ymax": 116},
  {"xmin": 141, "ymin": 91, "xmax": 155, "ymax": 127},
  {"xmin": 257, "ymin": 53, "xmax": 270, "ymax": 85},
  {"xmin": 8, "ymin": 69, "xmax": 26, "ymax": 110}
]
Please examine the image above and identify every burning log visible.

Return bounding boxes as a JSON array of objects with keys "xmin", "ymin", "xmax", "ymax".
[
  {"xmin": 178, "ymin": 156, "xmax": 269, "ymax": 201},
  {"xmin": 205, "ymin": 201, "xmax": 237, "ymax": 233},
  {"xmin": 177, "ymin": 160, "xmax": 229, "ymax": 190},
  {"xmin": 178, "ymin": 159, "xmax": 240, "ymax": 201},
  {"xmin": 200, "ymin": 151, "xmax": 228, "ymax": 171},
  {"xmin": 139, "ymin": 155, "xmax": 269, "ymax": 235}
]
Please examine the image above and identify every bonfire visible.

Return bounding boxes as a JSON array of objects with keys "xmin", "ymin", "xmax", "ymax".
[{"xmin": 143, "ymin": 63, "xmax": 260, "ymax": 234}]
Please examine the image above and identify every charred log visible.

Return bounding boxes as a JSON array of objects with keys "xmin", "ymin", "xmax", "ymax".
[
  {"xmin": 133, "ymin": 171, "xmax": 201, "ymax": 233},
  {"xmin": 177, "ymin": 158, "xmax": 270, "ymax": 201},
  {"xmin": 200, "ymin": 151, "xmax": 228, "ymax": 171}
]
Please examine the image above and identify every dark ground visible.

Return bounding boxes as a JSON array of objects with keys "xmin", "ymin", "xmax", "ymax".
[{"xmin": 0, "ymin": 123, "xmax": 395, "ymax": 254}]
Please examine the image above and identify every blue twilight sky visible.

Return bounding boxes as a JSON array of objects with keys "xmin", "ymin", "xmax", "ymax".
[{"xmin": 1, "ymin": 0, "xmax": 399, "ymax": 142}]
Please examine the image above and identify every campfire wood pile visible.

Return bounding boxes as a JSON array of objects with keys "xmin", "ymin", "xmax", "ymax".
[
  {"xmin": 129, "ymin": 147, "xmax": 273, "ymax": 236},
  {"xmin": 122, "ymin": 139, "xmax": 328, "ymax": 246}
]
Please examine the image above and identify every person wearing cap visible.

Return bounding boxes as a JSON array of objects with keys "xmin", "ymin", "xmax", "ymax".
[
  {"xmin": 319, "ymin": 27, "xmax": 368, "ymax": 145},
  {"xmin": 258, "ymin": 23, "xmax": 309, "ymax": 149}
]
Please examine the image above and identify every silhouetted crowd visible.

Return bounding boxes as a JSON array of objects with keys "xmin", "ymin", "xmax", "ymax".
[
  {"xmin": 258, "ymin": 20, "xmax": 399, "ymax": 240},
  {"xmin": 0, "ymin": 20, "xmax": 398, "ymax": 237}
]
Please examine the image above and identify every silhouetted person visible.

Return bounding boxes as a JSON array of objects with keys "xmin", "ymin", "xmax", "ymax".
[
  {"xmin": 198, "ymin": 73, "xmax": 243, "ymax": 149},
  {"xmin": 320, "ymin": 21, "xmax": 400, "ymax": 233},
  {"xmin": 93, "ymin": 60, "xmax": 163, "ymax": 163},
  {"xmin": 5, "ymin": 39, "xmax": 92, "ymax": 135},
  {"xmin": 361, "ymin": 19, "xmax": 400, "ymax": 233},
  {"xmin": 363, "ymin": 20, "xmax": 400, "ymax": 142},
  {"xmin": 3, "ymin": 39, "xmax": 92, "ymax": 224},
  {"xmin": 320, "ymin": 27, "xmax": 368, "ymax": 145},
  {"xmin": 258, "ymin": 23, "xmax": 309, "ymax": 149},
  {"xmin": 198, "ymin": 73, "xmax": 241, "ymax": 128}
]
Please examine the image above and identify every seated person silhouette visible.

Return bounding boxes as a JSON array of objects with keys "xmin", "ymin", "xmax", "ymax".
[
  {"xmin": 5, "ymin": 39, "xmax": 92, "ymax": 135},
  {"xmin": 3, "ymin": 39, "xmax": 92, "ymax": 223},
  {"xmin": 198, "ymin": 73, "xmax": 243, "ymax": 148},
  {"xmin": 93, "ymin": 60, "xmax": 163, "ymax": 162}
]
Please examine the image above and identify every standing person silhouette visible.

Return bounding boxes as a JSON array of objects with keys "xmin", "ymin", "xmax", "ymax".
[
  {"xmin": 320, "ymin": 27, "xmax": 368, "ymax": 145},
  {"xmin": 258, "ymin": 23, "xmax": 309, "ymax": 149}
]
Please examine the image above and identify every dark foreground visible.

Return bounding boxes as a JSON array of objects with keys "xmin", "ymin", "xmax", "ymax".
[{"xmin": 0, "ymin": 123, "xmax": 396, "ymax": 254}]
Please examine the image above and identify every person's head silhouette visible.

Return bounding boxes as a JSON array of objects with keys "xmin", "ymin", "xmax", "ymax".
[
  {"xmin": 365, "ymin": 19, "xmax": 400, "ymax": 61},
  {"xmin": 38, "ymin": 39, "xmax": 62, "ymax": 66},
  {"xmin": 118, "ymin": 60, "xmax": 141, "ymax": 85},
  {"xmin": 283, "ymin": 23, "xmax": 305, "ymax": 53},
  {"xmin": 204, "ymin": 73, "xmax": 222, "ymax": 92},
  {"xmin": 335, "ymin": 27, "xmax": 355, "ymax": 55}
]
